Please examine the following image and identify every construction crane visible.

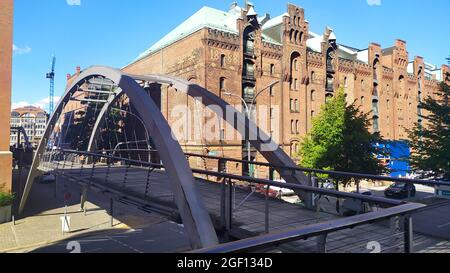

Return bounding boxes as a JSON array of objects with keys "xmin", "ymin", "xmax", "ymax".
[{"xmin": 46, "ymin": 56, "xmax": 56, "ymax": 115}]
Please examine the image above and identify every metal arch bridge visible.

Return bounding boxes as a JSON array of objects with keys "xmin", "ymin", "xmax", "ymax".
[
  {"xmin": 17, "ymin": 66, "xmax": 442, "ymax": 252},
  {"xmin": 18, "ymin": 66, "xmax": 314, "ymax": 250}
]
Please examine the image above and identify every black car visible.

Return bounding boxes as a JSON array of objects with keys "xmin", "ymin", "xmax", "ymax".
[{"xmin": 384, "ymin": 183, "xmax": 416, "ymax": 199}]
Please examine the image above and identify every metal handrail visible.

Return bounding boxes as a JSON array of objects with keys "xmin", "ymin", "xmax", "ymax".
[
  {"xmin": 93, "ymin": 148, "xmax": 450, "ymax": 187},
  {"xmin": 50, "ymin": 149, "xmax": 404, "ymax": 206},
  {"xmin": 191, "ymin": 203, "xmax": 425, "ymax": 253}
]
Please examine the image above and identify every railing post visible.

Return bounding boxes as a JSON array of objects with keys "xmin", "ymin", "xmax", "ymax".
[
  {"xmin": 219, "ymin": 159, "xmax": 227, "ymax": 230},
  {"xmin": 389, "ymin": 216, "xmax": 402, "ymax": 253},
  {"xmin": 265, "ymin": 185, "xmax": 270, "ymax": 234},
  {"xmin": 80, "ymin": 185, "xmax": 88, "ymax": 211},
  {"xmin": 269, "ymin": 167, "xmax": 274, "ymax": 181},
  {"xmin": 404, "ymin": 215, "xmax": 413, "ymax": 253},
  {"xmin": 220, "ymin": 177, "xmax": 226, "ymax": 230},
  {"xmin": 226, "ymin": 178, "xmax": 233, "ymax": 231},
  {"xmin": 317, "ymin": 234, "xmax": 327, "ymax": 253}
]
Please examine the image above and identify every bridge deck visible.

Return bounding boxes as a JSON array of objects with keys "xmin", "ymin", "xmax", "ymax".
[{"xmin": 43, "ymin": 163, "xmax": 449, "ymax": 253}]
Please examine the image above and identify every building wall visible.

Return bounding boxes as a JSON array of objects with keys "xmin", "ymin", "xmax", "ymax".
[
  {"xmin": 10, "ymin": 106, "xmax": 48, "ymax": 148},
  {"xmin": 0, "ymin": 0, "xmax": 13, "ymax": 192},
  {"xmin": 122, "ymin": 3, "xmax": 446, "ymax": 179}
]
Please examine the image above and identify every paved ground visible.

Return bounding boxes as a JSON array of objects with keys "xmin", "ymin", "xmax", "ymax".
[
  {"xmin": 413, "ymin": 201, "xmax": 450, "ymax": 240},
  {"xmin": 7, "ymin": 163, "xmax": 450, "ymax": 253},
  {"xmin": 47, "ymin": 163, "xmax": 450, "ymax": 253},
  {"xmin": 32, "ymin": 221, "xmax": 190, "ymax": 253},
  {"xmin": 0, "ymin": 168, "xmax": 191, "ymax": 253}
]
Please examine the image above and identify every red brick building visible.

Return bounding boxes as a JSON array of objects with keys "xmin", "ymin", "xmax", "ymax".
[
  {"xmin": 0, "ymin": 0, "xmax": 13, "ymax": 192},
  {"xmin": 121, "ymin": 3, "xmax": 449, "ymax": 177}
]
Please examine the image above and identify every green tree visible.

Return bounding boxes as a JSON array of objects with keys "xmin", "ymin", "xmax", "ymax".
[
  {"xmin": 408, "ymin": 77, "xmax": 450, "ymax": 181},
  {"xmin": 299, "ymin": 88, "xmax": 387, "ymax": 190}
]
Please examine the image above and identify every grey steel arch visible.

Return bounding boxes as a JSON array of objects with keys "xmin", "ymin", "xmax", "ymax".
[
  {"xmin": 18, "ymin": 66, "xmax": 219, "ymax": 249},
  {"xmin": 86, "ymin": 88, "xmax": 123, "ymax": 152},
  {"xmin": 88, "ymin": 72, "xmax": 312, "ymax": 204}
]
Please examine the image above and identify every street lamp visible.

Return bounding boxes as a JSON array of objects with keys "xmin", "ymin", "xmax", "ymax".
[{"xmin": 223, "ymin": 80, "xmax": 280, "ymax": 177}]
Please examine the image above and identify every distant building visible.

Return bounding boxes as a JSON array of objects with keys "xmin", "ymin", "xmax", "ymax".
[{"xmin": 10, "ymin": 106, "xmax": 48, "ymax": 148}]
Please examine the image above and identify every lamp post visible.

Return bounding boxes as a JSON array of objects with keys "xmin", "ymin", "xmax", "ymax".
[{"xmin": 223, "ymin": 80, "xmax": 280, "ymax": 177}]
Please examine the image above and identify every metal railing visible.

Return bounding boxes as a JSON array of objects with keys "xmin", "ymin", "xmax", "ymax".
[
  {"xmin": 38, "ymin": 148, "xmax": 432, "ymax": 253},
  {"xmin": 191, "ymin": 202, "xmax": 423, "ymax": 253}
]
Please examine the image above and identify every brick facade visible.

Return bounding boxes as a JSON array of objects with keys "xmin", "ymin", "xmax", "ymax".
[
  {"xmin": 0, "ymin": 0, "xmax": 13, "ymax": 192},
  {"xmin": 120, "ymin": 3, "xmax": 448, "ymax": 178}
]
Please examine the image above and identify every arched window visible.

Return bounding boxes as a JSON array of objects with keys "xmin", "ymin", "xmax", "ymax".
[
  {"xmin": 299, "ymin": 31, "xmax": 303, "ymax": 44},
  {"xmin": 326, "ymin": 75, "xmax": 334, "ymax": 91},
  {"xmin": 361, "ymin": 96, "xmax": 365, "ymax": 105},
  {"xmin": 344, "ymin": 77, "xmax": 348, "ymax": 89},
  {"xmin": 326, "ymin": 47, "xmax": 335, "ymax": 72},
  {"xmin": 311, "ymin": 90, "xmax": 316, "ymax": 101},
  {"xmin": 291, "ymin": 120, "xmax": 295, "ymax": 134},
  {"xmin": 386, "ymin": 99, "xmax": 390, "ymax": 110},
  {"xmin": 399, "ymin": 75, "xmax": 405, "ymax": 95},
  {"xmin": 311, "ymin": 71, "xmax": 315, "ymax": 82},
  {"xmin": 361, "ymin": 79, "xmax": 365, "ymax": 92},
  {"xmin": 295, "ymin": 99, "xmax": 299, "ymax": 112},
  {"xmin": 289, "ymin": 29, "xmax": 294, "ymax": 43},
  {"xmin": 270, "ymin": 64, "xmax": 275, "ymax": 75},
  {"xmin": 220, "ymin": 54, "xmax": 226, "ymax": 67},
  {"xmin": 296, "ymin": 120, "xmax": 300, "ymax": 134},
  {"xmin": 290, "ymin": 52, "xmax": 301, "ymax": 90},
  {"xmin": 244, "ymin": 60, "xmax": 255, "ymax": 78},
  {"xmin": 243, "ymin": 84, "xmax": 255, "ymax": 101},
  {"xmin": 372, "ymin": 99, "xmax": 379, "ymax": 114},
  {"xmin": 325, "ymin": 93, "xmax": 333, "ymax": 103},
  {"xmin": 373, "ymin": 116, "xmax": 379, "ymax": 132},
  {"xmin": 220, "ymin": 77, "xmax": 226, "ymax": 91}
]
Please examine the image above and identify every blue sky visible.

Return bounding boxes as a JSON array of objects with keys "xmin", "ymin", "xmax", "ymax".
[{"xmin": 12, "ymin": 0, "xmax": 450, "ymax": 111}]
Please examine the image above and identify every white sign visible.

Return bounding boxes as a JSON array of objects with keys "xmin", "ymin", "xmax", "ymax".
[{"xmin": 60, "ymin": 216, "xmax": 71, "ymax": 233}]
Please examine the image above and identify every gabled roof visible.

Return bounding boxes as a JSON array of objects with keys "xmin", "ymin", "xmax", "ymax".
[
  {"xmin": 127, "ymin": 5, "xmax": 286, "ymax": 66},
  {"xmin": 129, "ymin": 6, "xmax": 242, "ymax": 65}
]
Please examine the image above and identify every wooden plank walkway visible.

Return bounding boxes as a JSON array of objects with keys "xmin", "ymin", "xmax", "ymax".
[{"xmin": 44, "ymin": 163, "xmax": 450, "ymax": 253}]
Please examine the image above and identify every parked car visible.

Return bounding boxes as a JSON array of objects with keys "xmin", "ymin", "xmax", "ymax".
[{"xmin": 384, "ymin": 183, "xmax": 416, "ymax": 199}]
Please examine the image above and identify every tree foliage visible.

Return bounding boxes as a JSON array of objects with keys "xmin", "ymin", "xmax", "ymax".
[
  {"xmin": 299, "ymin": 88, "xmax": 387, "ymax": 187},
  {"xmin": 408, "ymin": 79, "xmax": 450, "ymax": 181}
]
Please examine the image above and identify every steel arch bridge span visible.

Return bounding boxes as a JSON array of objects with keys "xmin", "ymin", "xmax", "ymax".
[
  {"xmin": 18, "ymin": 66, "xmax": 219, "ymax": 249},
  {"xmin": 87, "ymin": 72, "xmax": 312, "ymax": 205}
]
